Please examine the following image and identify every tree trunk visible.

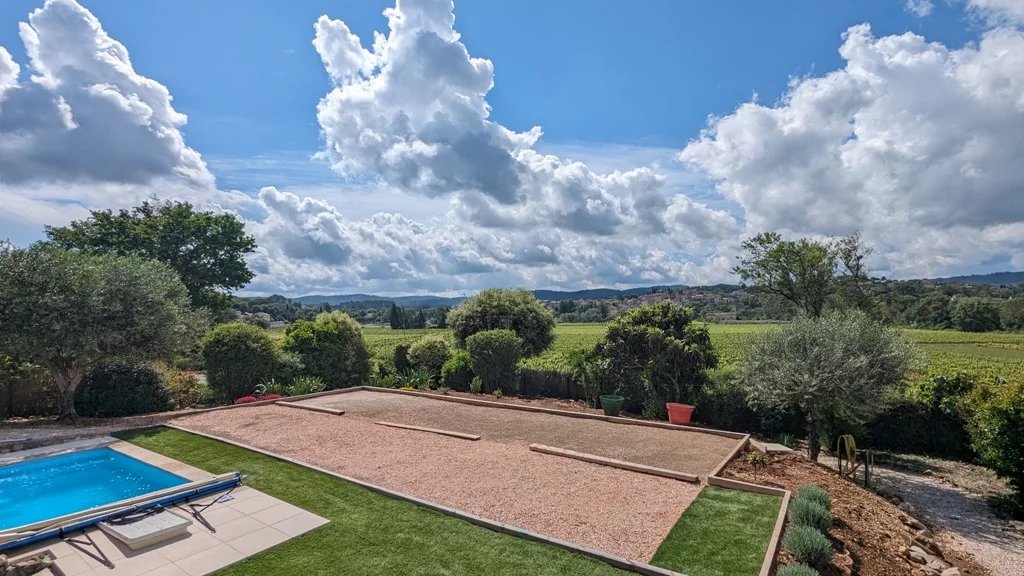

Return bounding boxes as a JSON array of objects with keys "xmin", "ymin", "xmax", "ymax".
[
  {"xmin": 50, "ymin": 364, "xmax": 84, "ymax": 420},
  {"xmin": 807, "ymin": 419, "xmax": 821, "ymax": 461}
]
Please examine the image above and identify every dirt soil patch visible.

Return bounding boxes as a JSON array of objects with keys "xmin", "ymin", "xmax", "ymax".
[
  {"xmin": 171, "ymin": 404, "xmax": 704, "ymax": 562},
  {"xmin": 295, "ymin": 390, "xmax": 741, "ymax": 477},
  {"xmin": 723, "ymin": 450, "xmax": 990, "ymax": 576}
]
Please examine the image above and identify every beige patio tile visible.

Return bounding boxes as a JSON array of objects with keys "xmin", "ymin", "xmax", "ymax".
[
  {"xmin": 207, "ymin": 516, "xmax": 265, "ymax": 543},
  {"xmin": 138, "ymin": 564, "xmax": 189, "ymax": 576},
  {"xmin": 226, "ymin": 494, "xmax": 280, "ymax": 515},
  {"xmin": 270, "ymin": 513, "xmax": 329, "ymax": 537},
  {"xmin": 224, "ymin": 526, "xmax": 290, "ymax": 556},
  {"xmin": 194, "ymin": 503, "xmax": 244, "ymax": 526},
  {"xmin": 155, "ymin": 531, "xmax": 220, "ymax": 563},
  {"xmin": 49, "ymin": 551, "xmax": 93, "ymax": 576},
  {"xmin": 174, "ymin": 544, "xmax": 244, "ymax": 576},
  {"xmin": 15, "ymin": 538, "xmax": 76, "ymax": 559},
  {"xmin": 105, "ymin": 551, "xmax": 172, "ymax": 576},
  {"xmin": 248, "ymin": 501, "xmax": 304, "ymax": 526}
]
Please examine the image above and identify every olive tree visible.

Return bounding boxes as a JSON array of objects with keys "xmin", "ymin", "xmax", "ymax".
[
  {"xmin": 447, "ymin": 288, "xmax": 554, "ymax": 356},
  {"xmin": 0, "ymin": 244, "xmax": 207, "ymax": 418},
  {"xmin": 742, "ymin": 312, "xmax": 913, "ymax": 460}
]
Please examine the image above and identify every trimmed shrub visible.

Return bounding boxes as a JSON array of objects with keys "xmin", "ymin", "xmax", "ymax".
[
  {"xmin": 788, "ymin": 498, "xmax": 832, "ymax": 534},
  {"xmin": 783, "ymin": 525, "xmax": 832, "ymax": 568},
  {"xmin": 271, "ymin": 351, "xmax": 305, "ymax": 384},
  {"xmin": 440, "ymin": 350, "xmax": 474, "ymax": 391},
  {"xmin": 408, "ymin": 336, "xmax": 452, "ymax": 377},
  {"xmin": 202, "ymin": 322, "xmax": 278, "ymax": 402},
  {"xmin": 447, "ymin": 288, "xmax": 555, "ymax": 356},
  {"xmin": 777, "ymin": 565, "xmax": 820, "ymax": 576},
  {"xmin": 283, "ymin": 311, "xmax": 371, "ymax": 389},
  {"xmin": 75, "ymin": 363, "xmax": 173, "ymax": 417},
  {"xmin": 234, "ymin": 395, "xmax": 258, "ymax": 404},
  {"xmin": 257, "ymin": 393, "xmax": 283, "ymax": 401},
  {"xmin": 968, "ymin": 379, "xmax": 1024, "ymax": 507},
  {"xmin": 466, "ymin": 329, "xmax": 523, "ymax": 394},
  {"xmin": 393, "ymin": 344, "xmax": 411, "ymax": 374},
  {"xmin": 795, "ymin": 485, "xmax": 832, "ymax": 511}
]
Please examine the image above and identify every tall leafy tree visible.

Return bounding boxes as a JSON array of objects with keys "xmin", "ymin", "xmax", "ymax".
[
  {"xmin": 742, "ymin": 312, "xmax": 913, "ymax": 460},
  {"xmin": 0, "ymin": 244, "xmax": 207, "ymax": 418},
  {"xmin": 45, "ymin": 200, "xmax": 256, "ymax": 311},
  {"xmin": 591, "ymin": 302, "xmax": 718, "ymax": 418},
  {"xmin": 734, "ymin": 231, "xmax": 873, "ymax": 317},
  {"xmin": 447, "ymin": 288, "xmax": 555, "ymax": 356}
]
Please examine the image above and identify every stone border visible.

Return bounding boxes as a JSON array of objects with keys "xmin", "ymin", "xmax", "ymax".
[
  {"xmin": 706, "ymin": 475, "xmax": 790, "ymax": 576},
  {"xmin": 275, "ymin": 401, "xmax": 345, "ymax": 416},
  {"xmin": 162, "ymin": 424, "xmax": 684, "ymax": 576},
  {"xmin": 529, "ymin": 444, "xmax": 699, "ymax": 483},
  {"xmin": 0, "ymin": 435, "xmax": 117, "ymax": 465},
  {"xmin": 375, "ymin": 421, "xmax": 480, "ymax": 440}
]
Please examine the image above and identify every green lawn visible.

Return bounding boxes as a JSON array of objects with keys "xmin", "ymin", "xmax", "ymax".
[
  {"xmin": 118, "ymin": 427, "xmax": 631, "ymax": 576},
  {"xmin": 650, "ymin": 486, "xmax": 782, "ymax": 576}
]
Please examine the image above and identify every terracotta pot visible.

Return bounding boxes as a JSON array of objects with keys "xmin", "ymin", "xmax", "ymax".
[{"xmin": 666, "ymin": 402, "xmax": 695, "ymax": 425}]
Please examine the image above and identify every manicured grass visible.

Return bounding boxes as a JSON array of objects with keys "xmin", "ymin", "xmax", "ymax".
[
  {"xmin": 118, "ymin": 428, "xmax": 631, "ymax": 576},
  {"xmin": 650, "ymin": 485, "xmax": 781, "ymax": 576}
]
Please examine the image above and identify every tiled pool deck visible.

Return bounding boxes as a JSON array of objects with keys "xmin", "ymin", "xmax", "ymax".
[{"xmin": 6, "ymin": 438, "xmax": 327, "ymax": 576}]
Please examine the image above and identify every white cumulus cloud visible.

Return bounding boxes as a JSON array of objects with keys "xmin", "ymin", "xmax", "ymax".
[{"xmin": 680, "ymin": 23, "xmax": 1024, "ymax": 277}]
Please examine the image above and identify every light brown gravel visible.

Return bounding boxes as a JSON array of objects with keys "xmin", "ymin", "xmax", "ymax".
[
  {"xmin": 172, "ymin": 404, "xmax": 703, "ymax": 561},
  {"xmin": 294, "ymin": 390, "xmax": 741, "ymax": 476}
]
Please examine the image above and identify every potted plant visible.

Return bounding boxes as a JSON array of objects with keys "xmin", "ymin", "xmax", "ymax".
[
  {"xmin": 600, "ymin": 394, "xmax": 625, "ymax": 417},
  {"xmin": 666, "ymin": 402, "xmax": 695, "ymax": 425}
]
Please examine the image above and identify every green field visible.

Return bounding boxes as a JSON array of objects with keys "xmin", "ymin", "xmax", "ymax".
[{"xmin": 355, "ymin": 323, "xmax": 1024, "ymax": 384}]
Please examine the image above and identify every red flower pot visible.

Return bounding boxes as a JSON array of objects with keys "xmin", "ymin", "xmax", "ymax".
[{"xmin": 666, "ymin": 403, "xmax": 694, "ymax": 425}]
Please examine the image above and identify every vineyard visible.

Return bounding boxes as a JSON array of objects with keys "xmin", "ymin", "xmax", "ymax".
[{"xmin": 357, "ymin": 323, "xmax": 1024, "ymax": 384}]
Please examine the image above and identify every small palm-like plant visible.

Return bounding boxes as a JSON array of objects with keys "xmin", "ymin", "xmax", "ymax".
[{"xmin": 287, "ymin": 375, "xmax": 327, "ymax": 396}]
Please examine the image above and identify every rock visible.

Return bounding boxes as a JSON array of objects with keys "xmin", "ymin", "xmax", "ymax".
[
  {"xmin": 940, "ymin": 569, "xmax": 961, "ymax": 576},
  {"xmin": 899, "ymin": 501, "xmax": 916, "ymax": 513},
  {"xmin": 914, "ymin": 534, "xmax": 943, "ymax": 557},
  {"xmin": 926, "ymin": 558, "xmax": 951, "ymax": 572},
  {"xmin": 908, "ymin": 545, "xmax": 931, "ymax": 564}
]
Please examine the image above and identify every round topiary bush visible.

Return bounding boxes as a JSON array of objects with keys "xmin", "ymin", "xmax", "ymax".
[
  {"xmin": 447, "ymin": 288, "xmax": 554, "ymax": 356},
  {"xmin": 202, "ymin": 322, "xmax": 279, "ymax": 402},
  {"xmin": 234, "ymin": 395, "xmax": 258, "ymax": 404},
  {"xmin": 776, "ymin": 565, "xmax": 820, "ymax": 576},
  {"xmin": 408, "ymin": 336, "xmax": 452, "ymax": 377},
  {"xmin": 283, "ymin": 312, "xmax": 371, "ymax": 389},
  {"xmin": 440, "ymin": 350, "xmax": 474, "ymax": 391},
  {"xmin": 795, "ymin": 485, "xmax": 832, "ymax": 511},
  {"xmin": 783, "ymin": 525, "xmax": 833, "ymax": 568},
  {"xmin": 75, "ymin": 363, "xmax": 173, "ymax": 417},
  {"xmin": 466, "ymin": 329, "xmax": 523, "ymax": 394},
  {"xmin": 788, "ymin": 496, "xmax": 833, "ymax": 534}
]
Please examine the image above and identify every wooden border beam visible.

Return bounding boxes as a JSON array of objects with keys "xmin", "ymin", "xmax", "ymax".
[
  {"xmin": 276, "ymin": 401, "xmax": 345, "ymax": 416},
  {"xmin": 528, "ymin": 444, "xmax": 699, "ymax": 483},
  {"xmin": 375, "ymin": 421, "xmax": 480, "ymax": 441}
]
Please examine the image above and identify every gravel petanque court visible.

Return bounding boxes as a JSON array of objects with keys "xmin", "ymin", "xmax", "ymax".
[
  {"xmin": 171, "ymin": 390, "xmax": 743, "ymax": 562},
  {"xmin": 296, "ymin": 390, "xmax": 741, "ymax": 476}
]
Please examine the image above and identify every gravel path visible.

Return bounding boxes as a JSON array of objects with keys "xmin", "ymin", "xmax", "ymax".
[
  {"xmin": 172, "ymin": 404, "xmax": 702, "ymax": 561},
  {"xmin": 296, "ymin": 390, "xmax": 741, "ymax": 476},
  {"xmin": 821, "ymin": 455, "xmax": 1024, "ymax": 576}
]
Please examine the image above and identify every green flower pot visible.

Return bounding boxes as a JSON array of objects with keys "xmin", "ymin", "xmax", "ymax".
[{"xmin": 600, "ymin": 395, "xmax": 625, "ymax": 417}]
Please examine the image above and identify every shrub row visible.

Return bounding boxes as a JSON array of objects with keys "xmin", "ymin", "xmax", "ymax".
[{"xmin": 783, "ymin": 484, "xmax": 833, "ymax": 571}]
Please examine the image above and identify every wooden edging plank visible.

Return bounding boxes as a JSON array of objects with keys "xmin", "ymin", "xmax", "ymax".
[
  {"xmin": 359, "ymin": 386, "xmax": 746, "ymax": 439},
  {"xmin": 529, "ymin": 443, "xmax": 699, "ymax": 483},
  {"xmin": 160, "ymin": 424, "xmax": 684, "ymax": 576},
  {"xmin": 276, "ymin": 402, "xmax": 345, "ymax": 416},
  {"xmin": 375, "ymin": 421, "xmax": 480, "ymax": 441},
  {"xmin": 708, "ymin": 434, "xmax": 750, "ymax": 478}
]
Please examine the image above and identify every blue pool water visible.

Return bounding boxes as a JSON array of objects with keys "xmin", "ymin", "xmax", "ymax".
[{"xmin": 0, "ymin": 447, "xmax": 188, "ymax": 531}]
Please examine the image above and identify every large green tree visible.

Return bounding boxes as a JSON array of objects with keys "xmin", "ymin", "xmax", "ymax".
[
  {"xmin": 591, "ymin": 302, "xmax": 718, "ymax": 418},
  {"xmin": 447, "ymin": 288, "xmax": 555, "ymax": 356},
  {"xmin": 283, "ymin": 311, "xmax": 371, "ymax": 389},
  {"xmin": 0, "ymin": 244, "xmax": 207, "ymax": 418},
  {"xmin": 734, "ymin": 231, "xmax": 873, "ymax": 318},
  {"xmin": 46, "ymin": 200, "xmax": 256, "ymax": 311},
  {"xmin": 742, "ymin": 312, "xmax": 913, "ymax": 460}
]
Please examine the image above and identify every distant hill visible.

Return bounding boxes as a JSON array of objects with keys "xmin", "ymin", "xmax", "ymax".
[
  {"xmin": 929, "ymin": 271, "xmax": 1024, "ymax": 285},
  {"xmin": 293, "ymin": 284, "xmax": 716, "ymax": 306}
]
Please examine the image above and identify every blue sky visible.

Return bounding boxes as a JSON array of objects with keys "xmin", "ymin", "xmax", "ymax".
[
  {"xmin": 0, "ymin": 0, "xmax": 1022, "ymax": 295},
  {"xmin": 0, "ymin": 0, "xmax": 980, "ymax": 168}
]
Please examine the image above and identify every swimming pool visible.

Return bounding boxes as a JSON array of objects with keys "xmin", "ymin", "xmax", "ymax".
[{"xmin": 0, "ymin": 447, "xmax": 188, "ymax": 531}]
